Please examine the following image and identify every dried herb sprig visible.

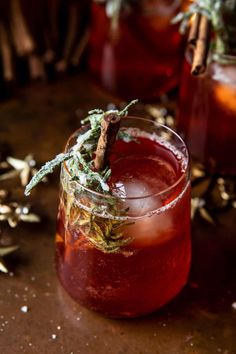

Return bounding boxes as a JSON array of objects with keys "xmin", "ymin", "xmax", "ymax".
[
  {"xmin": 25, "ymin": 100, "xmax": 137, "ymax": 197},
  {"xmin": 25, "ymin": 153, "xmax": 72, "ymax": 196},
  {"xmin": 25, "ymin": 100, "xmax": 137, "ymax": 253},
  {"xmin": 25, "ymin": 100, "xmax": 138, "ymax": 252}
]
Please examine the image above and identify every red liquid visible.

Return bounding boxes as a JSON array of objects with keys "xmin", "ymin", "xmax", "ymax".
[
  {"xmin": 177, "ymin": 58, "xmax": 236, "ymax": 175},
  {"xmin": 56, "ymin": 135, "xmax": 191, "ymax": 317},
  {"xmin": 88, "ymin": 1, "xmax": 186, "ymax": 100}
]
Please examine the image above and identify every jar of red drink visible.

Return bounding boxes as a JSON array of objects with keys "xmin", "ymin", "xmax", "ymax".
[
  {"xmin": 88, "ymin": 0, "xmax": 189, "ymax": 100},
  {"xmin": 176, "ymin": 0, "xmax": 236, "ymax": 175},
  {"xmin": 55, "ymin": 114, "xmax": 191, "ymax": 317}
]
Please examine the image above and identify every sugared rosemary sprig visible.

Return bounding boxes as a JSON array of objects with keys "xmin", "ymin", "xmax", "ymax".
[
  {"xmin": 25, "ymin": 152, "xmax": 72, "ymax": 196},
  {"xmin": 25, "ymin": 99, "xmax": 138, "ymax": 197},
  {"xmin": 25, "ymin": 100, "xmax": 138, "ymax": 252}
]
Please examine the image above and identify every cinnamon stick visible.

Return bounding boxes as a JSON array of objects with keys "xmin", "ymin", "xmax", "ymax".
[
  {"xmin": 10, "ymin": 0, "xmax": 35, "ymax": 56},
  {"xmin": 191, "ymin": 15, "xmax": 211, "ymax": 76},
  {"xmin": 94, "ymin": 113, "xmax": 121, "ymax": 171},
  {"xmin": 188, "ymin": 13, "xmax": 200, "ymax": 47},
  {"xmin": 0, "ymin": 23, "xmax": 14, "ymax": 81},
  {"xmin": 29, "ymin": 54, "xmax": 46, "ymax": 80},
  {"xmin": 63, "ymin": 2, "xmax": 78, "ymax": 61},
  {"xmin": 71, "ymin": 29, "xmax": 89, "ymax": 67}
]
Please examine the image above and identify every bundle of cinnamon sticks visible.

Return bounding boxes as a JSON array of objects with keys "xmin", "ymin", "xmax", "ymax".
[
  {"xmin": 188, "ymin": 12, "xmax": 211, "ymax": 75},
  {"xmin": 0, "ymin": 0, "xmax": 91, "ymax": 99}
]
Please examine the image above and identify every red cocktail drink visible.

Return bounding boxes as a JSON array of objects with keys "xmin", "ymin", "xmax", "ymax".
[
  {"xmin": 88, "ymin": 1, "xmax": 188, "ymax": 100},
  {"xmin": 177, "ymin": 54, "xmax": 236, "ymax": 175},
  {"xmin": 56, "ymin": 117, "xmax": 191, "ymax": 317}
]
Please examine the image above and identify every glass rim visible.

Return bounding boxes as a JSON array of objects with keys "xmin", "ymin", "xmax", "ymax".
[{"xmin": 63, "ymin": 116, "xmax": 190, "ymax": 201}]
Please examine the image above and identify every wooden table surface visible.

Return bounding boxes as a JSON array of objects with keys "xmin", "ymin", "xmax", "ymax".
[{"xmin": 0, "ymin": 74, "xmax": 235, "ymax": 354}]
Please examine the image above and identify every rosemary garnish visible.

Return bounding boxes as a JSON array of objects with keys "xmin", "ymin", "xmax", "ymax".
[
  {"xmin": 25, "ymin": 100, "xmax": 138, "ymax": 253},
  {"xmin": 25, "ymin": 153, "xmax": 72, "ymax": 196},
  {"xmin": 25, "ymin": 99, "xmax": 137, "ymax": 196}
]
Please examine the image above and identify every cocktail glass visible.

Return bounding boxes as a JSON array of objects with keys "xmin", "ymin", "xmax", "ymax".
[{"xmin": 56, "ymin": 117, "xmax": 191, "ymax": 317}]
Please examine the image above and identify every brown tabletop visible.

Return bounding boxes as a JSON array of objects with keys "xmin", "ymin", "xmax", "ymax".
[{"xmin": 0, "ymin": 74, "xmax": 236, "ymax": 354}]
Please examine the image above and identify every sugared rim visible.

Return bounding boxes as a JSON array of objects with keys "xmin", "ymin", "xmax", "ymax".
[{"xmin": 63, "ymin": 116, "xmax": 190, "ymax": 201}]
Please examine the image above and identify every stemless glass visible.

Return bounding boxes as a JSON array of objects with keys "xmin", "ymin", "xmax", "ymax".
[
  {"xmin": 88, "ymin": 0, "xmax": 188, "ymax": 100},
  {"xmin": 177, "ymin": 52, "xmax": 236, "ymax": 175},
  {"xmin": 56, "ymin": 117, "xmax": 191, "ymax": 318}
]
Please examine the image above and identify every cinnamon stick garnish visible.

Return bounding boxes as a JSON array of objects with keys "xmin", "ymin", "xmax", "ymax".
[
  {"xmin": 94, "ymin": 113, "xmax": 121, "ymax": 171},
  {"xmin": 191, "ymin": 14, "xmax": 211, "ymax": 76},
  {"xmin": 188, "ymin": 13, "xmax": 201, "ymax": 47}
]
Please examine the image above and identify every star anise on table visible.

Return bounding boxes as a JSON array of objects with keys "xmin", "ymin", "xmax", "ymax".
[
  {"xmin": 191, "ymin": 163, "xmax": 236, "ymax": 223},
  {"xmin": 0, "ymin": 189, "xmax": 41, "ymax": 273},
  {"xmin": 0, "ymin": 244, "xmax": 19, "ymax": 274},
  {"xmin": 0, "ymin": 154, "xmax": 47, "ymax": 187},
  {"xmin": 0, "ymin": 202, "xmax": 41, "ymax": 228}
]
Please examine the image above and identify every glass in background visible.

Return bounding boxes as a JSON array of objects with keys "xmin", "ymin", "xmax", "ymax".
[{"xmin": 88, "ymin": 0, "xmax": 189, "ymax": 101}]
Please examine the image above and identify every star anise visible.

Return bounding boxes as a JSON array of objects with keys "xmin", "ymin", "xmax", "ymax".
[
  {"xmin": 0, "ymin": 244, "xmax": 19, "ymax": 273},
  {"xmin": 0, "ymin": 154, "xmax": 47, "ymax": 187},
  {"xmin": 0, "ymin": 202, "xmax": 40, "ymax": 228}
]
